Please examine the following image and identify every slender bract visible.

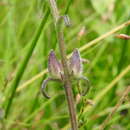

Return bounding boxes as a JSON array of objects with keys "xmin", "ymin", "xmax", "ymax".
[{"xmin": 41, "ymin": 77, "xmax": 61, "ymax": 98}]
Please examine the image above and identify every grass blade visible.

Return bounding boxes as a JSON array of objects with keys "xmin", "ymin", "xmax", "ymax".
[{"xmin": 4, "ymin": 9, "xmax": 50, "ymax": 118}]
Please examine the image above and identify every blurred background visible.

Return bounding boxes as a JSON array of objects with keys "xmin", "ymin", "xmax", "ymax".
[{"xmin": 0, "ymin": 0, "xmax": 130, "ymax": 129}]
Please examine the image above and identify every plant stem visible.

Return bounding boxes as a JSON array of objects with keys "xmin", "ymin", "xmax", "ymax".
[
  {"xmin": 4, "ymin": 9, "xmax": 50, "ymax": 118},
  {"xmin": 48, "ymin": 0, "xmax": 78, "ymax": 129}
]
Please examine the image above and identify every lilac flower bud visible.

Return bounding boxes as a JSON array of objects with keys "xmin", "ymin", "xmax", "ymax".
[
  {"xmin": 69, "ymin": 49, "xmax": 82, "ymax": 77},
  {"xmin": 116, "ymin": 34, "xmax": 130, "ymax": 40},
  {"xmin": 48, "ymin": 50, "xmax": 63, "ymax": 79}
]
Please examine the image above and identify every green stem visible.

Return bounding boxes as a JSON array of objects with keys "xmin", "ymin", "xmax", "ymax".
[{"xmin": 48, "ymin": 0, "xmax": 78, "ymax": 129}]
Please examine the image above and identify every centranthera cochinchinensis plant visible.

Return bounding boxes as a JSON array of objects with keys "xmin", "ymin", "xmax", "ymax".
[{"xmin": 41, "ymin": 48, "xmax": 90, "ymax": 99}]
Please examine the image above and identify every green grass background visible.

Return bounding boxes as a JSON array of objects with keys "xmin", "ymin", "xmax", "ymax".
[{"xmin": 0, "ymin": 0, "xmax": 130, "ymax": 129}]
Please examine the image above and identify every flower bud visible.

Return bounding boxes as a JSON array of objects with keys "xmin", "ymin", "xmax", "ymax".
[
  {"xmin": 69, "ymin": 49, "xmax": 82, "ymax": 77},
  {"xmin": 116, "ymin": 34, "xmax": 130, "ymax": 40},
  {"xmin": 48, "ymin": 50, "xmax": 63, "ymax": 79}
]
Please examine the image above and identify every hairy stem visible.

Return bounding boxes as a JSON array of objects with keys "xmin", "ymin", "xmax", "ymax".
[{"xmin": 48, "ymin": 0, "xmax": 78, "ymax": 129}]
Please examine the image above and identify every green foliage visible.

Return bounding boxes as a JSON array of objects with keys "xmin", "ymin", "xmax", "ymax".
[{"xmin": 0, "ymin": 0, "xmax": 130, "ymax": 129}]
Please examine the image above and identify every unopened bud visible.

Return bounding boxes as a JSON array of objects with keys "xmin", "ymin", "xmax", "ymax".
[
  {"xmin": 69, "ymin": 49, "xmax": 82, "ymax": 77},
  {"xmin": 48, "ymin": 50, "xmax": 63, "ymax": 79},
  {"xmin": 116, "ymin": 34, "xmax": 130, "ymax": 40}
]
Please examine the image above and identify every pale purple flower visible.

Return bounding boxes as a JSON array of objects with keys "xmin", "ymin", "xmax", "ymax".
[
  {"xmin": 48, "ymin": 50, "xmax": 63, "ymax": 79},
  {"xmin": 41, "ymin": 49, "xmax": 90, "ymax": 99},
  {"xmin": 69, "ymin": 48, "xmax": 83, "ymax": 77}
]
